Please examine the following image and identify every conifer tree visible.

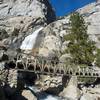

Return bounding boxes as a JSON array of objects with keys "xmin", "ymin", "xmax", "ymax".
[{"xmin": 64, "ymin": 12, "xmax": 96, "ymax": 66}]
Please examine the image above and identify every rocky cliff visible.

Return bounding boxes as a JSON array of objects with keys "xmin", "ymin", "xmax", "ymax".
[
  {"xmin": 0, "ymin": 0, "xmax": 56, "ymax": 23},
  {"xmin": 0, "ymin": 0, "xmax": 56, "ymax": 51},
  {"xmin": 79, "ymin": 0, "xmax": 100, "ymax": 48}
]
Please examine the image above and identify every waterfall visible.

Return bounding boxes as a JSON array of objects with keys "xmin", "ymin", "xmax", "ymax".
[{"xmin": 20, "ymin": 27, "xmax": 43, "ymax": 50}]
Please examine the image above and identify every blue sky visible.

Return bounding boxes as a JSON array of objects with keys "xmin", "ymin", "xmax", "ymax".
[{"xmin": 49, "ymin": 0, "xmax": 96, "ymax": 16}]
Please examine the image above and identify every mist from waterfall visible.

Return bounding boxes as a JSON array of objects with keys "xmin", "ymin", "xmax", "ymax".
[{"xmin": 20, "ymin": 27, "xmax": 43, "ymax": 50}]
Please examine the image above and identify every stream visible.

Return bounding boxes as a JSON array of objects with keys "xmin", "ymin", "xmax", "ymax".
[{"xmin": 25, "ymin": 85, "xmax": 66, "ymax": 100}]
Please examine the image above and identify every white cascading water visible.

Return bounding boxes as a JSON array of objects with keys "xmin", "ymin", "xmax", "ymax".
[
  {"xmin": 20, "ymin": 27, "xmax": 43, "ymax": 50},
  {"xmin": 44, "ymin": 95, "xmax": 59, "ymax": 100},
  {"xmin": 25, "ymin": 85, "xmax": 63, "ymax": 100}
]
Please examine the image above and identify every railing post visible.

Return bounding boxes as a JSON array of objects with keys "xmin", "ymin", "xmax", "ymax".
[
  {"xmin": 34, "ymin": 58, "xmax": 37, "ymax": 71},
  {"xmin": 41, "ymin": 58, "xmax": 44, "ymax": 72},
  {"xmin": 16, "ymin": 54, "xmax": 20, "ymax": 68},
  {"xmin": 25, "ymin": 58, "xmax": 27, "ymax": 69}
]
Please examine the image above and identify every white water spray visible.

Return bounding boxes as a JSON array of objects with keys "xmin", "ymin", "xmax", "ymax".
[{"xmin": 20, "ymin": 27, "xmax": 43, "ymax": 50}]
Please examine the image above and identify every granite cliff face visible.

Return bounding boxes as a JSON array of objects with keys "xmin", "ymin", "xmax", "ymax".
[
  {"xmin": 0, "ymin": 0, "xmax": 56, "ymax": 23},
  {"xmin": 38, "ymin": 0, "xmax": 100, "ymax": 58},
  {"xmin": 0, "ymin": 0, "xmax": 56, "ymax": 51},
  {"xmin": 79, "ymin": 0, "xmax": 100, "ymax": 48}
]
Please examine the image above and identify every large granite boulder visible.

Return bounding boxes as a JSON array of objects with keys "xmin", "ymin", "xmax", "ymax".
[
  {"xmin": 22, "ymin": 89, "xmax": 37, "ymax": 100},
  {"xmin": 80, "ymin": 93, "xmax": 98, "ymax": 100},
  {"xmin": 60, "ymin": 76, "xmax": 80, "ymax": 100}
]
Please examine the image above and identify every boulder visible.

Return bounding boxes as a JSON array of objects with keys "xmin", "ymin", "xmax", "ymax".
[
  {"xmin": 42, "ymin": 35, "xmax": 62, "ymax": 51},
  {"xmin": 60, "ymin": 76, "xmax": 80, "ymax": 100},
  {"xmin": 39, "ymin": 35, "xmax": 62, "ymax": 58},
  {"xmin": 80, "ymin": 93, "xmax": 98, "ymax": 100},
  {"xmin": 6, "ymin": 49, "xmax": 17, "ymax": 60},
  {"xmin": 22, "ymin": 89, "xmax": 37, "ymax": 100},
  {"xmin": 35, "ymin": 75, "xmax": 63, "ymax": 94},
  {"xmin": 39, "ymin": 47, "xmax": 59, "ymax": 58},
  {"xmin": 59, "ymin": 54, "xmax": 71, "ymax": 63},
  {"xmin": 0, "ymin": 62, "xmax": 5, "ymax": 70},
  {"xmin": 0, "ymin": 50, "xmax": 8, "ymax": 61},
  {"xmin": 87, "ymin": 88, "xmax": 100, "ymax": 94}
]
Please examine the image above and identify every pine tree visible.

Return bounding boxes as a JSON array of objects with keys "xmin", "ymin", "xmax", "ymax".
[
  {"xmin": 64, "ymin": 12, "xmax": 96, "ymax": 66},
  {"xmin": 96, "ymin": 49, "xmax": 100, "ymax": 67}
]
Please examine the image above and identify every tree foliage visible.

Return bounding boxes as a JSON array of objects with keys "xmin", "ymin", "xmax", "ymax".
[
  {"xmin": 96, "ymin": 49, "xmax": 100, "ymax": 67},
  {"xmin": 64, "ymin": 12, "xmax": 96, "ymax": 66}
]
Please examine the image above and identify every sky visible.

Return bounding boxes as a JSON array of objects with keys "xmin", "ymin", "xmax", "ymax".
[{"xmin": 49, "ymin": 0, "xmax": 96, "ymax": 16}]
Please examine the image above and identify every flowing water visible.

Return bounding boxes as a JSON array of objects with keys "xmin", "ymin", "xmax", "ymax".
[
  {"xmin": 20, "ymin": 27, "xmax": 43, "ymax": 50},
  {"xmin": 25, "ymin": 85, "xmax": 65, "ymax": 100}
]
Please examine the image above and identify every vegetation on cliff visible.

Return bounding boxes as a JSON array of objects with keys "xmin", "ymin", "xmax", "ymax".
[{"xmin": 64, "ymin": 12, "xmax": 96, "ymax": 66}]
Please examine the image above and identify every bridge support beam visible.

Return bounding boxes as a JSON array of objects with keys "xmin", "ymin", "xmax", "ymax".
[{"xmin": 60, "ymin": 76, "xmax": 80, "ymax": 100}]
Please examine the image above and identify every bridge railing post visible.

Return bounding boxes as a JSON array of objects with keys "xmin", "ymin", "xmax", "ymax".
[
  {"xmin": 34, "ymin": 58, "xmax": 37, "ymax": 71},
  {"xmin": 41, "ymin": 58, "xmax": 44, "ymax": 72}
]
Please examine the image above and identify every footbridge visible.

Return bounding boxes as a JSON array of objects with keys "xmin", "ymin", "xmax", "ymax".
[{"xmin": 9, "ymin": 53, "xmax": 100, "ymax": 78}]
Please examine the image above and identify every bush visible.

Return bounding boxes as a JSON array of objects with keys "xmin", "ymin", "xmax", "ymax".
[{"xmin": 78, "ymin": 77, "xmax": 97, "ymax": 84}]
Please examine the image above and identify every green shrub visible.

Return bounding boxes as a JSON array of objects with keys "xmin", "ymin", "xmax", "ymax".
[{"xmin": 78, "ymin": 77, "xmax": 96, "ymax": 84}]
